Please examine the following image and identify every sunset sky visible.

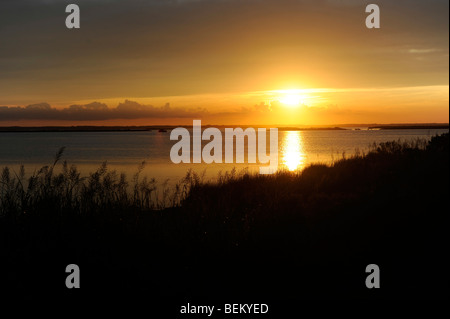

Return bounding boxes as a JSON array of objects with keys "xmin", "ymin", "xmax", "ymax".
[{"xmin": 0, "ymin": 0, "xmax": 448, "ymax": 126}]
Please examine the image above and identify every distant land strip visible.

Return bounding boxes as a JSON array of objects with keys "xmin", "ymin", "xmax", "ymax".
[
  {"xmin": 0, "ymin": 124, "xmax": 448, "ymax": 133},
  {"xmin": 371, "ymin": 125, "xmax": 449, "ymax": 130}
]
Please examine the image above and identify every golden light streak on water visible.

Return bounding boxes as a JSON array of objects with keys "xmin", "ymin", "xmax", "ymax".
[{"xmin": 281, "ymin": 131, "xmax": 305, "ymax": 171}]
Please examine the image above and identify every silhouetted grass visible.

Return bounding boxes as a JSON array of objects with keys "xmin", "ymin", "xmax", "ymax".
[
  {"xmin": 0, "ymin": 133, "xmax": 448, "ymax": 301},
  {"xmin": 0, "ymin": 154, "xmax": 196, "ymax": 219}
]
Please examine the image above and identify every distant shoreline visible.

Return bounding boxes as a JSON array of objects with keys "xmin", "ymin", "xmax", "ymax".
[{"xmin": 0, "ymin": 124, "xmax": 448, "ymax": 133}]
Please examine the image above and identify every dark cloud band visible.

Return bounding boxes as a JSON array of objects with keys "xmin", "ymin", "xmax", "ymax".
[{"xmin": 0, "ymin": 100, "xmax": 209, "ymax": 121}]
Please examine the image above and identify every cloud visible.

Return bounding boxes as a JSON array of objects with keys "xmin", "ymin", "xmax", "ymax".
[
  {"xmin": 69, "ymin": 102, "xmax": 109, "ymax": 111},
  {"xmin": 254, "ymin": 102, "xmax": 272, "ymax": 112},
  {"xmin": 0, "ymin": 100, "xmax": 209, "ymax": 121},
  {"xmin": 0, "ymin": 0, "xmax": 448, "ymax": 107},
  {"xmin": 409, "ymin": 48, "xmax": 441, "ymax": 54},
  {"xmin": 26, "ymin": 103, "xmax": 52, "ymax": 110}
]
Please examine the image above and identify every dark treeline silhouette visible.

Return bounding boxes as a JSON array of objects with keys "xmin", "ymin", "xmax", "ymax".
[{"xmin": 0, "ymin": 134, "xmax": 448, "ymax": 304}]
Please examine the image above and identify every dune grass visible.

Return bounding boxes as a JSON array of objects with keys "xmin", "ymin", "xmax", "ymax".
[{"xmin": 0, "ymin": 133, "xmax": 448, "ymax": 300}]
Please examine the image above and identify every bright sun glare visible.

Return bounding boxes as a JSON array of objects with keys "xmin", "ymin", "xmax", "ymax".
[{"xmin": 278, "ymin": 90, "xmax": 305, "ymax": 107}]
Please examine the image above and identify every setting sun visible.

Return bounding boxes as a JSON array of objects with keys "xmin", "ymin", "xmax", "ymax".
[
  {"xmin": 280, "ymin": 94, "xmax": 301, "ymax": 106},
  {"xmin": 0, "ymin": 0, "xmax": 448, "ymax": 305},
  {"xmin": 277, "ymin": 90, "xmax": 306, "ymax": 107}
]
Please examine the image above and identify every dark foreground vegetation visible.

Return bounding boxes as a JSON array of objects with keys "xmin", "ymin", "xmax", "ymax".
[{"xmin": 0, "ymin": 134, "xmax": 448, "ymax": 304}]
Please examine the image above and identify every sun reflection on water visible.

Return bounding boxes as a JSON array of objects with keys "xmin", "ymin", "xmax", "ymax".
[{"xmin": 281, "ymin": 131, "xmax": 305, "ymax": 171}]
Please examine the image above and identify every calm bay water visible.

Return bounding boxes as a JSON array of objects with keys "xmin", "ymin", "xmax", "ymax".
[{"xmin": 0, "ymin": 129, "xmax": 447, "ymax": 185}]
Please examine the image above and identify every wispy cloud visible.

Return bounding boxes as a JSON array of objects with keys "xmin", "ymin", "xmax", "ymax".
[{"xmin": 408, "ymin": 48, "xmax": 441, "ymax": 54}]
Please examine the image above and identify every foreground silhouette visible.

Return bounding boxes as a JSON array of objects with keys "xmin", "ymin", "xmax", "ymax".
[{"xmin": 0, "ymin": 134, "xmax": 448, "ymax": 303}]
